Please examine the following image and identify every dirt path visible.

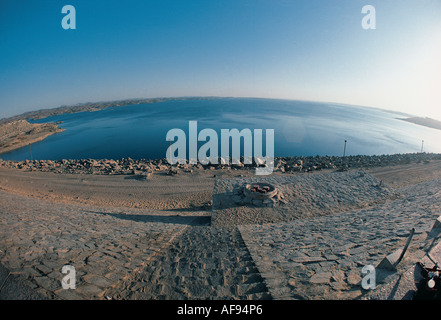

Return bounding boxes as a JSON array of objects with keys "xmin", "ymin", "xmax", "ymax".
[
  {"xmin": 2, "ymin": 160, "xmax": 440, "ymax": 210},
  {"xmin": 0, "ymin": 167, "xmax": 221, "ymax": 211},
  {"xmin": 366, "ymin": 160, "xmax": 441, "ymax": 188}
]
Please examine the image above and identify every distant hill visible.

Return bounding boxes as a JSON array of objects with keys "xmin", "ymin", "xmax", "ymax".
[
  {"xmin": 399, "ymin": 116, "xmax": 441, "ymax": 131},
  {"xmin": 0, "ymin": 97, "xmax": 222, "ymax": 125}
]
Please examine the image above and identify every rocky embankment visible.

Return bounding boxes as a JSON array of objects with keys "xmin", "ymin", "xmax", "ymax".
[{"xmin": 0, "ymin": 153, "xmax": 440, "ymax": 176}]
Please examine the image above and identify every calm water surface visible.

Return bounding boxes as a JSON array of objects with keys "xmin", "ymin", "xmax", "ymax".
[{"xmin": 2, "ymin": 98, "xmax": 440, "ymax": 161}]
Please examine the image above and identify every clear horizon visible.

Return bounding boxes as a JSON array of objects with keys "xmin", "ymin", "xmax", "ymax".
[{"xmin": 1, "ymin": 0, "xmax": 440, "ymax": 120}]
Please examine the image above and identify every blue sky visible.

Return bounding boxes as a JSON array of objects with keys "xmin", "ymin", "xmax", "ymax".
[{"xmin": 1, "ymin": 0, "xmax": 440, "ymax": 120}]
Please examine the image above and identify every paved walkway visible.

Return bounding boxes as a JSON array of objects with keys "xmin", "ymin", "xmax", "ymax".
[
  {"xmin": 1, "ymin": 171, "xmax": 440, "ymax": 300},
  {"xmin": 212, "ymin": 171, "xmax": 397, "ymax": 227},
  {"xmin": 102, "ymin": 226, "xmax": 271, "ymax": 300},
  {"xmin": 239, "ymin": 178, "xmax": 441, "ymax": 299},
  {"xmin": 0, "ymin": 190, "xmax": 202, "ymax": 299}
]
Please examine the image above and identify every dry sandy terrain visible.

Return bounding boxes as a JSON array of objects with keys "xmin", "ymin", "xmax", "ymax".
[
  {"xmin": 1, "ymin": 161, "xmax": 440, "ymax": 211},
  {"xmin": 0, "ymin": 166, "xmax": 263, "ymax": 211},
  {"xmin": 1, "ymin": 160, "xmax": 441, "ymax": 300},
  {"xmin": 365, "ymin": 159, "xmax": 441, "ymax": 188},
  {"xmin": 0, "ymin": 167, "xmax": 213, "ymax": 210},
  {"xmin": 0, "ymin": 120, "xmax": 64, "ymax": 154}
]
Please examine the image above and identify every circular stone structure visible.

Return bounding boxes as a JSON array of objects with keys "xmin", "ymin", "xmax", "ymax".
[
  {"xmin": 243, "ymin": 183, "xmax": 278, "ymax": 200},
  {"xmin": 229, "ymin": 182, "xmax": 286, "ymax": 208}
]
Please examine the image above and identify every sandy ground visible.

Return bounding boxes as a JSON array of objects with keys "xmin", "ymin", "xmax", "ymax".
[
  {"xmin": 365, "ymin": 159, "xmax": 441, "ymax": 188},
  {"xmin": 1, "ymin": 160, "xmax": 441, "ymax": 300},
  {"xmin": 1, "ymin": 160, "xmax": 441, "ymax": 210},
  {"xmin": 0, "ymin": 166, "xmax": 260, "ymax": 211}
]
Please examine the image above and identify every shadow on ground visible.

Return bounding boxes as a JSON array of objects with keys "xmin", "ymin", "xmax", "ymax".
[{"xmin": 88, "ymin": 210, "xmax": 211, "ymax": 226}]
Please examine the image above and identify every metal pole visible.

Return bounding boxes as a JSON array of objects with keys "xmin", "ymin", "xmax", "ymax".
[
  {"xmin": 396, "ymin": 228, "xmax": 415, "ymax": 266},
  {"xmin": 343, "ymin": 140, "xmax": 347, "ymax": 158},
  {"xmin": 421, "ymin": 140, "xmax": 424, "ymax": 153},
  {"xmin": 168, "ymin": 139, "xmax": 172, "ymax": 165},
  {"xmin": 339, "ymin": 140, "xmax": 348, "ymax": 171}
]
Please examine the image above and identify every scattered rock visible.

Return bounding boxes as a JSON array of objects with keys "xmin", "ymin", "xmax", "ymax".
[{"xmin": 1, "ymin": 153, "xmax": 440, "ymax": 177}]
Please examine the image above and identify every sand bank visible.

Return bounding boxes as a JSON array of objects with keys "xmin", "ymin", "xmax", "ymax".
[
  {"xmin": 0, "ymin": 120, "xmax": 65, "ymax": 155},
  {"xmin": 399, "ymin": 116, "xmax": 441, "ymax": 131}
]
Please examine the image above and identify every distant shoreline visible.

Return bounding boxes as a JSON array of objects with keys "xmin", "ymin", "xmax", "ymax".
[
  {"xmin": 0, "ymin": 120, "xmax": 65, "ymax": 155},
  {"xmin": 398, "ymin": 116, "xmax": 441, "ymax": 131},
  {"xmin": 1, "ymin": 97, "xmax": 440, "ymax": 157},
  {"xmin": 0, "ymin": 97, "xmax": 221, "ymax": 154},
  {"xmin": 0, "ymin": 96, "xmax": 222, "ymax": 125}
]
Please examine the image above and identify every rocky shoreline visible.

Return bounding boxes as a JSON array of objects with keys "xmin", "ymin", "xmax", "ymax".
[{"xmin": 1, "ymin": 152, "xmax": 440, "ymax": 176}]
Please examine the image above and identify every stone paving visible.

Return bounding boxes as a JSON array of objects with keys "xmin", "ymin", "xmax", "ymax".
[
  {"xmin": 0, "ymin": 190, "xmax": 201, "ymax": 299},
  {"xmin": 362, "ymin": 216, "xmax": 441, "ymax": 300},
  {"xmin": 212, "ymin": 170, "xmax": 397, "ymax": 227},
  {"xmin": 1, "ymin": 170, "xmax": 440, "ymax": 300},
  {"xmin": 102, "ymin": 226, "xmax": 271, "ymax": 300},
  {"xmin": 238, "ymin": 177, "xmax": 441, "ymax": 299}
]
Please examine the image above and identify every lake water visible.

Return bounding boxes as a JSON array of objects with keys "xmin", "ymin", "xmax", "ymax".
[{"xmin": 1, "ymin": 98, "xmax": 441, "ymax": 161}]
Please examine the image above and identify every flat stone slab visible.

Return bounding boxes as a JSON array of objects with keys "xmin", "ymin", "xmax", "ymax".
[
  {"xmin": 239, "ymin": 178, "xmax": 441, "ymax": 300},
  {"xmin": 0, "ymin": 190, "xmax": 195, "ymax": 299},
  {"xmin": 0, "ymin": 262, "xmax": 47, "ymax": 300},
  {"xmin": 364, "ymin": 220, "xmax": 441, "ymax": 300},
  {"xmin": 212, "ymin": 171, "xmax": 397, "ymax": 227}
]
